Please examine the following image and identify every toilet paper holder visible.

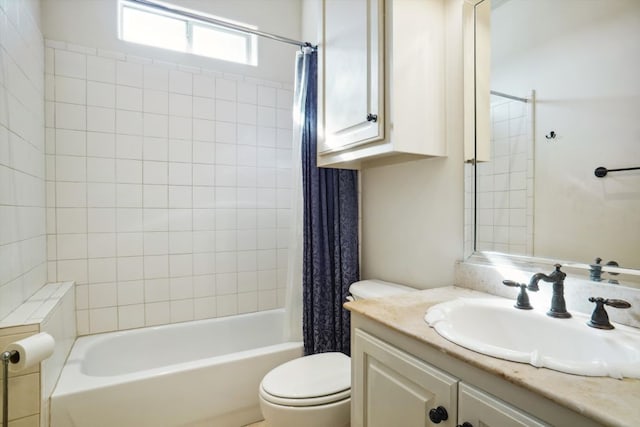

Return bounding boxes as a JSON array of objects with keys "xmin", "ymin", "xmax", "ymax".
[
  {"xmin": 2, "ymin": 332, "xmax": 54, "ymax": 427},
  {"xmin": 2, "ymin": 350, "xmax": 20, "ymax": 427}
]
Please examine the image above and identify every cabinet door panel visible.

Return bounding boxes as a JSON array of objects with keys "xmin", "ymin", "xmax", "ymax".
[
  {"xmin": 458, "ymin": 383, "xmax": 549, "ymax": 427},
  {"xmin": 353, "ymin": 329, "xmax": 458, "ymax": 427},
  {"xmin": 320, "ymin": 0, "xmax": 383, "ymax": 153}
]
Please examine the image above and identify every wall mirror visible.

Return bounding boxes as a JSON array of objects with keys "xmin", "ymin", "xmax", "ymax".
[{"xmin": 464, "ymin": 0, "xmax": 640, "ymax": 288}]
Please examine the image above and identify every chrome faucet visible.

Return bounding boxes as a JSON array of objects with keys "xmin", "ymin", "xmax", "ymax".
[{"xmin": 529, "ymin": 264, "xmax": 571, "ymax": 318}]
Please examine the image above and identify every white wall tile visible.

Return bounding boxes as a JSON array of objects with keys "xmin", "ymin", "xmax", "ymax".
[
  {"xmin": 88, "ymin": 233, "xmax": 116, "ymax": 258},
  {"xmin": 116, "ymin": 159, "xmax": 142, "ymax": 183},
  {"xmin": 237, "ymin": 82, "xmax": 257, "ymax": 104},
  {"xmin": 56, "ymin": 208, "xmax": 87, "ymax": 233},
  {"xmin": 88, "ymin": 258, "xmax": 117, "ymax": 284},
  {"xmin": 215, "ymin": 78, "xmax": 236, "ymax": 101},
  {"xmin": 144, "ymin": 65, "xmax": 168, "ymax": 91},
  {"xmin": 116, "ymin": 110, "xmax": 143, "ymax": 135},
  {"xmin": 144, "ymin": 278, "xmax": 169, "ymax": 302},
  {"xmin": 55, "ymin": 129, "xmax": 86, "ymax": 156},
  {"xmin": 88, "ymin": 208, "xmax": 116, "ymax": 232},
  {"xmin": 89, "ymin": 306, "xmax": 118, "ymax": 333},
  {"xmin": 143, "ymin": 161, "xmax": 168, "ymax": 184},
  {"xmin": 169, "ymin": 140, "xmax": 192, "ymax": 163},
  {"xmin": 116, "ymin": 134, "xmax": 143, "ymax": 159},
  {"xmin": 117, "ymin": 232, "xmax": 144, "ymax": 256},
  {"xmin": 117, "ymin": 61, "xmax": 143, "ymax": 87},
  {"xmin": 117, "ymin": 280, "xmax": 144, "ymax": 305},
  {"xmin": 193, "ymin": 97, "xmax": 214, "ymax": 119},
  {"xmin": 55, "ymin": 155, "xmax": 85, "ymax": 182},
  {"xmin": 87, "ymin": 157, "xmax": 115, "ymax": 183},
  {"xmin": 143, "ymin": 89, "xmax": 168, "ymax": 114},
  {"xmin": 169, "ymin": 70, "xmax": 192, "ymax": 95},
  {"xmin": 55, "ymin": 76, "xmax": 86, "ymax": 104},
  {"xmin": 169, "ymin": 93, "xmax": 192, "ymax": 117},
  {"xmin": 87, "ymin": 106, "xmax": 115, "ymax": 132},
  {"xmin": 258, "ymin": 86, "xmax": 277, "ymax": 107},
  {"xmin": 168, "ymin": 162, "xmax": 191, "ymax": 185},
  {"xmin": 116, "ymin": 185, "xmax": 143, "ymax": 208},
  {"xmin": 87, "ymin": 56, "xmax": 115, "ymax": 83},
  {"xmin": 56, "ymin": 102, "xmax": 86, "ymax": 130},
  {"xmin": 143, "ymin": 136, "xmax": 168, "ymax": 161},
  {"xmin": 216, "ymin": 100, "xmax": 236, "ymax": 123},
  {"xmin": 87, "ymin": 132, "xmax": 115, "ymax": 158},
  {"xmin": 193, "ymin": 142, "xmax": 215, "ymax": 164},
  {"xmin": 118, "ymin": 304, "xmax": 145, "ymax": 329},
  {"xmin": 168, "ymin": 185, "xmax": 192, "ymax": 208},
  {"xmin": 44, "ymin": 45, "xmax": 296, "ymax": 332},
  {"xmin": 57, "ymin": 233, "xmax": 87, "ymax": 260},
  {"xmin": 193, "ymin": 74, "xmax": 214, "ymax": 98},
  {"xmin": 56, "ymin": 182, "xmax": 86, "ymax": 207},
  {"xmin": 117, "ymin": 85, "xmax": 143, "ymax": 111},
  {"xmin": 169, "ymin": 116, "xmax": 192, "ymax": 140},
  {"xmin": 87, "ymin": 183, "xmax": 115, "ymax": 207},
  {"xmin": 55, "ymin": 50, "xmax": 86, "ymax": 79},
  {"xmin": 143, "ymin": 185, "xmax": 167, "ymax": 208},
  {"xmin": 193, "ymin": 119, "xmax": 215, "ymax": 142},
  {"xmin": 145, "ymin": 301, "xmax": 170, "ymax": 326}
]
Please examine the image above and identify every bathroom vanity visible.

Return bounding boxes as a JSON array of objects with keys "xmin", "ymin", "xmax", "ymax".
[{"xmin": 345, "ymin": 287, "xmax": 639, "ymax": 427}]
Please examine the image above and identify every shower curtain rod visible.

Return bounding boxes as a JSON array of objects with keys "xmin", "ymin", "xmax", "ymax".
[
  {"xmin": 490, "ymin": 90, "xmax": 529, "ymax": 103},
  {"xmin": 127, "ymin": 0, "xmax": 316, "ymax": 49}
]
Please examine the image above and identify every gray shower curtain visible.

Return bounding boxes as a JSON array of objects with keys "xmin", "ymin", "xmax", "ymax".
[{"xmin": 298, "ymin": 48, "xmax": 360, "ymax": 356}]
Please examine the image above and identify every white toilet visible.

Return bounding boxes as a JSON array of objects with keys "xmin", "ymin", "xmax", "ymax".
[{"xmin": 258, "ymin": 280, "xmax": 415, "ymax": 427}]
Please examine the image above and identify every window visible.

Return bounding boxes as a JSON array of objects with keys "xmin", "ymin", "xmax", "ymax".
[{"xmin": 119, "ymin": 0, "xmax": 257, "ymax": 66}]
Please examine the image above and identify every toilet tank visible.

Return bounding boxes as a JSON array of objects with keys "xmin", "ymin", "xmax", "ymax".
[{"xmin": 348, "ymin": 280, "xmax": 416, "ymax": 301}]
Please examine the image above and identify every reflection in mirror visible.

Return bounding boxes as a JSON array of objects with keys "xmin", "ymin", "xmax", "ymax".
[{"xmin": 466, "ymin": 0, "xmax": 640, "ymax": 288}]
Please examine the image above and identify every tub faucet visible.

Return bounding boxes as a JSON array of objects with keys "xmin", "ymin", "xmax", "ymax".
[{"xmin": 529, "ymin": 264, "xmax": 571, "ymax": 318}]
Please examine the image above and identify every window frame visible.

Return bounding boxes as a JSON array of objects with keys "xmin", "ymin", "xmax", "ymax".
[{"xmin": 118, "ymin": 0, "xmax": 258, "ymax": 66}]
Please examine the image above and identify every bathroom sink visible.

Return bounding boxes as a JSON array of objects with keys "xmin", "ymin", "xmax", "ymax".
[{"xmin": 424, "ymin": 298, "xmax": 640, "ymax": 379}]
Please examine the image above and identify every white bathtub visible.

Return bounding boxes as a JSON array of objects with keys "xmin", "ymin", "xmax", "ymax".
[{"xmin": 50, "ymin": 309, "xmax": 303, "ymax": 427}]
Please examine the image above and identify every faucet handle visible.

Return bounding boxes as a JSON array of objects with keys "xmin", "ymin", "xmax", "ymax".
[
  {"xmin": 587, "ymin": 297, "xmax": 631, "ymax": 330},
  {"xmin": 502, "ymin": 280, "xmax": 534, "ymax": 310}
]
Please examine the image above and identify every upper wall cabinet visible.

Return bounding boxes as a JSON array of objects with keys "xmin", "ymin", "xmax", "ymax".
[{"xmin": 318, "ymin": 0, "xmax": 447, "ymax": 169}]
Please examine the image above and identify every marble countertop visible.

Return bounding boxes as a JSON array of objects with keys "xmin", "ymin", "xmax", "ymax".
[{"xmin": 344, "ymin": 286, "xmax": 640, "ymax": 427}]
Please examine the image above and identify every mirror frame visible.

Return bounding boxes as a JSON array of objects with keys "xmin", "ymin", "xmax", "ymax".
[{"xmin": 461, "ymin": 0, "xmax": 640, "ymax": 283}]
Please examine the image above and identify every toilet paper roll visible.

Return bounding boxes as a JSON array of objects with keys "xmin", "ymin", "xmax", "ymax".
[{"xmin": 5, "ymin": 332, "xmax": 55, "ymax": 373}]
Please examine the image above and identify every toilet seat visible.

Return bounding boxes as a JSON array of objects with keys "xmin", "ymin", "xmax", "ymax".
[{"xmin": 259, "ymin": 352, "xmax": 351, "ymax": 407}]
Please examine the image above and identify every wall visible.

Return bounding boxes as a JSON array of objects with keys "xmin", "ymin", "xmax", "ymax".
[
  {"xmin": 360, "ymin": 0, "xmax": 465, "ymax": 289},
  {"xmin": 45, "ymin": 40, "xmax": 295, "ymax": 335},
  {"xmin": 41, "ymin": 0, "xmax": 302, "ymax": 84},
  {"xmin": 491, "ymin": 0, "xmax": 640, "ymax": 268},
  {"xmin": 476, "ymin": 95, "xmax": 534, "ymax": 255},
  {"xmin": 0, "ymin": 0, "xmax": 47, "ymax": 320}
]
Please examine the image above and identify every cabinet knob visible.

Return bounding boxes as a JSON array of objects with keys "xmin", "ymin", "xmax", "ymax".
[
  {"xmin": 366, "ymin": 113, "xmax": 378, "ymax": 122},
  {"xmin": 428, "ymin": 406, "xmax": 448, "ymax": 423},
  {"xmin": 457, "ymin": 423, "xmax": 473, "ymax": 427}
]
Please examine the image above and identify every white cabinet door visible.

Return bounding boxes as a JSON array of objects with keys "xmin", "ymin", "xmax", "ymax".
[
  {"xmin": 458, "ymin": 383, "xmax": 549, "ymax": 427},
  {"xmin": 319, "ymin": 0, "xmax": 384, "ymax": 153},
  {"xmin": 353, "ymin": 329, "xmax": 458, "ymax": 427}
]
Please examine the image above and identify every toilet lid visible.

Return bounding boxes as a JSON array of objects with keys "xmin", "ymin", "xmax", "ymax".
[{"xmin": 261, "ymin": 352, "xmax": 351, "ymax": 400}]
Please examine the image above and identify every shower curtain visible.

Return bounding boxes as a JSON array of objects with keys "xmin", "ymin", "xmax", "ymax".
[{"xmin": 291, "ymin": 48, "xmax": 359, "ymax": 356}]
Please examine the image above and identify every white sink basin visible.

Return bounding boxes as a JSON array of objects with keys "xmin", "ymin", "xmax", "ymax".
[{"xmin": 425, "ymin": 298, "xmax": 640, "ymax": 379}]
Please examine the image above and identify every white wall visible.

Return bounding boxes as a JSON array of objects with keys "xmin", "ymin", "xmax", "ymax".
[
  {"xmin": 360, "ymin": 0, "xmax": 465, "ymax": 289},
  {"xmin": 45, "ymin": 40, "xmax": 295, "ymax": 335},
  {"xmin": 41, "ymin": 0, "xmax": 303, "ymax": 83},
  {"xmin": 0, "ymin": 0, "xmax": 47, "ymax": 319},
  {"xmin": 40, "ymin": 0, "xmax": 301, "ymax": 334},
  {"xmin": 492, "ymin": 0, "xmax": 640, "ymax": 268}
]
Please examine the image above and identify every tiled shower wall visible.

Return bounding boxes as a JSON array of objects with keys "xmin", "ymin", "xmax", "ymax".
[
  {"xmin": 45, "ymin": 40, "xmax": 294, "ymax": 335},
  {"xmin": 0, "ymin": 0, "xmax": 47, "ymax": 320},
  {"xmin": 474, "ymin": 96, "xmax": 534, "ymax": 255}
]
